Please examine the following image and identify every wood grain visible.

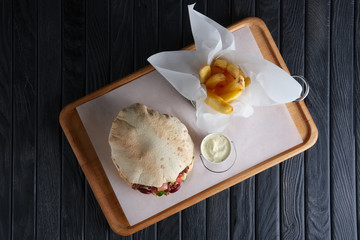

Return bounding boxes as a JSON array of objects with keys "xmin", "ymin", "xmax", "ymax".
[
  {"xmin": 37, "ymin": 0, "xmax": 62, "ymax": 239},
  {"xmin": 330, "ymin": 0, "xmax": 357, "ymax": 239},
  {"xmin": 86, "ymin": 0, "xmax": 110, "ymax": 91},
  {"xmin": 110, "ymin": 0, "xmax": 134, "ymax": 82},
  {"xmin": 280, "ymin": 0, "xmax": 305, "ymax": 239},
  {"xmin": 255, "ymin": 167, "xmax": 280, "ymax": 240},
  {"xmin": 61, "ymin": 0, "xmax": 86, "ymax": 239},
  {"xmin": 134, "ymin": 0, "xmax": 158, "ymax": 70},
  {"xmin": 304, "ymin": 0, "xmax": 331, "ymax": 239},
  {"xmin": 230, "ymin": 178, "xmax": 255, "ymax": 239},
  {"xmin": 0, "ymin": 0, "xmax": 12, "ymax": 239},
  {"xmin": 255, "ymin": 1, "xmax": 281, "ymax": 239},
  {"xmin": 256, "ymin": 0, "xmax": 280, "ymax": 45},
  {"xmin": 207, "ymin": 0, "xmax": 231, "ymax": 27},
  {"xmin": 12, "ymin": 0, "xmax": 37, "ymax": 239},
  {"xmin": 231, "ymin": 0, "xmax": 255, "ymax": 22},
  {"xmin": 182, "ymin": 201, "xmax": 206, "ymax": 240},
  {"xmin": 280, "ymin": 155, "xmax": 304, "ymax": 240},
  {"xmin": 206, "ymin": 190, "xmax": 230, "ymax": 240},
  {"xmin": 157, "ymin": 214, "xmax": 179, "ymax": 240},
  {"xmin": 85, "ymin": 184, "xmax": 109, "ymax": 240},
  {"xmin": 133, "ymin": 225, "xmax": 156, "ymax": 240},
  {"xmin": 158, "ymin": 0, "xmax": 182, "ymax": 51},
  {"xmin": 355, "ymin": 0, "xmax": 360, "ymax": 234},
  {"xmin": 84, "ymin": 0, "xmax": 110, "ymax": 238}
]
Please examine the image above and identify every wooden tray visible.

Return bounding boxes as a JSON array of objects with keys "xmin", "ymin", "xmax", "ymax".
[{"xmin": 59, "ymin": 17, "xmax": 318, "ymax": 236}]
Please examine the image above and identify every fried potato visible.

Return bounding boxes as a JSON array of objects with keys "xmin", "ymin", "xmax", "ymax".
[
  {"xmin": 215, "ymin": 78, "xmax": 244, "ymax": 95},
  {"xmin": 245, "ymin": 77, "xmax": 251, "ymax": 87},
  {"xmin": 226, "ymin": 64, "xmax": 241, "ymax": 79},
  {"xmin": 205, "ymin": 73, "xmax": 226, "ymax": 89},
  {"xmin": 199, "ymin": 65, "xmax": 212, "ymax": 84},
  {"xmin": 212, "ymin": 66, "xmax": 225, "ymax": 74},
  {"xmin": 224, "ymin": 72, "xmax": 235, "ymax": 84},
  {"xmin": 199, "ymin": 58, "xmax": 251, "ymax": 115},
  {"xmin": 219, "ymin": 90, "xmax": 243, "ymax": 103},
  {"xmin": 213, "ymin": 59, "xmax": 228, "ymax": 70},
  {"xmin": 205, "ymin": 91, "xmax": 233, "ymax": 114}
]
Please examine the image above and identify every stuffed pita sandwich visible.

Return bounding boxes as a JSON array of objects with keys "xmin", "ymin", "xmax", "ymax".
[{"xmin": 109, "ymin": 103, "xmax": 194, "ymax": 196}]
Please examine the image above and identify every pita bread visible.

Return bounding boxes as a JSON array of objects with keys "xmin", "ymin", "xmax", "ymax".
[{"xmin": 109, "ymin": 103, "xmax": 194, "ymax": 187}]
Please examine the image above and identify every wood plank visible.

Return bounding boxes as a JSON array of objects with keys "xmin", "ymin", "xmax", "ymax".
[
  {"xmin": 206, "ymin": 190, "xmax": 230, "ymax": 240},
  {"xmin": 37, "ymin": 0, "xmax": 62, "ymax": 239},
  {"xmin": 304, "ymin": 0, "xmax": 331, "ymax": 239},
  {"xmin": 330, "ymin": 0, "xmax": 357, "ymax": 239},
  {"xmin": 156, "ymin": 1, "xmax": 182, "ymax": 238},
  {"xmin": 0, "ymin": 0, "xmax": 12, "ymax": 239},
  {"xmin": 132, "ymin": 0, "xmax": 158, "ymax": 237},
  {"xmin": 158, "ymin": 0, "xmax": 182, "ymax": 51},
  {"xmin": 355, "ymin": 0, "xmax": 360, "ymax": 234},
  {"xmin": 232, "ymin": 0, "xmax": 255, "ymax": 22},
  {"xmin": 182, "ymin": 201, "xmax": 206, "ymax": 240},
  {"xmin": 12, "ymin": 0, "xmax": 37, "ymax": 239},
  {"xmin": 84, "ymin": 0, "xmax": 110, "ymax": 238},
  {"xmin": 230, "ymin": 179, "xmax": 255, "ymax": 239},
  {"xmin": 280, "ymin": 0, "xmax": 305, "ymax": 239},
  {"xmin": 84, "ymin": 184, "xmax": 109, "ymax": 239},
  {"xmin": 157, "ymin": 214, "xmax": 179, "ymax": 240},
  {"xmin": 134, "ymin": 0, "xmax": 158, "ymax": 70},
  {"xmin": 61, "ymin": 0, "xmax": 86, "ymax": 239},
  {"xmin": 255, "ymin": 166, "xmax": 280, "ymax": 240},
  {"xmin": 86, "ymin": 0, "xmax": 110, "ymax": 91},
  {"xmin": 255, "ymin": 0, "xmax": 280, "ymax": 45},
  {"xmin": 207, "ymin": 0, "xmax": 231, "ymax": 27},
  {"xmin": 255, "ymin": 1, "xmax": 280, "ymax": 239},
  {"xmin": 110, "ymin": 0, "xmax": 134, "ymax": 81},
  {"xmin": 109, "ymin": 231, "xmax": 132, "ymax": 240},
  {"xmin": 280, "ymin": 155, "xmax": 304, "ymax": 240},
  {"xmin": 133, "ymin": 225, "xmax": 155, "ymax": 240}
]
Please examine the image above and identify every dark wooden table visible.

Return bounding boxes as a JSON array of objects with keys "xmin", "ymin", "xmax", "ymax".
[{"xmin": 1, "ymin": 0, "xmax": 359, "ymax": 239}]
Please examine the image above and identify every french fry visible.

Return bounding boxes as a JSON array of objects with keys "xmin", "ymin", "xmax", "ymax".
[
  {"xmin": 199, "ymin": 58, "xmax": 251, "ymax": 115},
  {"xmin": 212, "ymin": 66, "xmax": 225, "ymax": 74},
  {"xmin": 215, "ymin": 78, "xmax": 244, "ymax": 95},
  {"xmin": 226, "ymin": 64, "xmax": 241, "ymax": 79},
  {"xmin": 213, "ymin": 58, "xmax": 228, "ymax": 70},
  {"xmin": 205, "ymin": 91, "xmax": 233, "ymax": 114},
  {"xmin": 245, "ymin": 77, "xmax": 251, "ymax": 87},
  {"xmin": 199, "ymin": 65, "xmax": 212, "ymax": 84},
  {"xmin": 205, "ymin": 73, "xmax": 226, "ymax": 89},
  {"xmin": 224, "ymin": 72, "xmax": 235, "ymax": 84},
  {"xmin": 219, "ymin": 90, "xmax": 243, "ymax": 103},
  {"xmin": 239, "ymin": 68, "xmax": 246, "ymax": 79}
]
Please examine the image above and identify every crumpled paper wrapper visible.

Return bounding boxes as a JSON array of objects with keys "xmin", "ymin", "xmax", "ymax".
[{"xmin": 148, "ymin": 4, "xmax": 302, "ymax": 132}]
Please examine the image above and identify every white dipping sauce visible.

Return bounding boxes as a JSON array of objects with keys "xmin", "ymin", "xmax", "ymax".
[{"xmin": 201, "ymin": 133, "xmax": 231, "ymax": 163}]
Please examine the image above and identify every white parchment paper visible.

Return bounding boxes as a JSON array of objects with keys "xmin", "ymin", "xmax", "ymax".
[{"xmin": 76, "ymin": 26, "xmax": 303, "ymax": 226}]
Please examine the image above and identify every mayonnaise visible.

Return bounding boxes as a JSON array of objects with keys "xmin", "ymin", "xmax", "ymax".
[{"xmin": 201, "ymin": 133, "xmax": 231, "ymax": 163}]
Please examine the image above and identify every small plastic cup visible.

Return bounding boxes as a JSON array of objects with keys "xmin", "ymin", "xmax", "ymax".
[{"xmin": 200, "ymin": 133, "xmax": 237, "ymax": 173}]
